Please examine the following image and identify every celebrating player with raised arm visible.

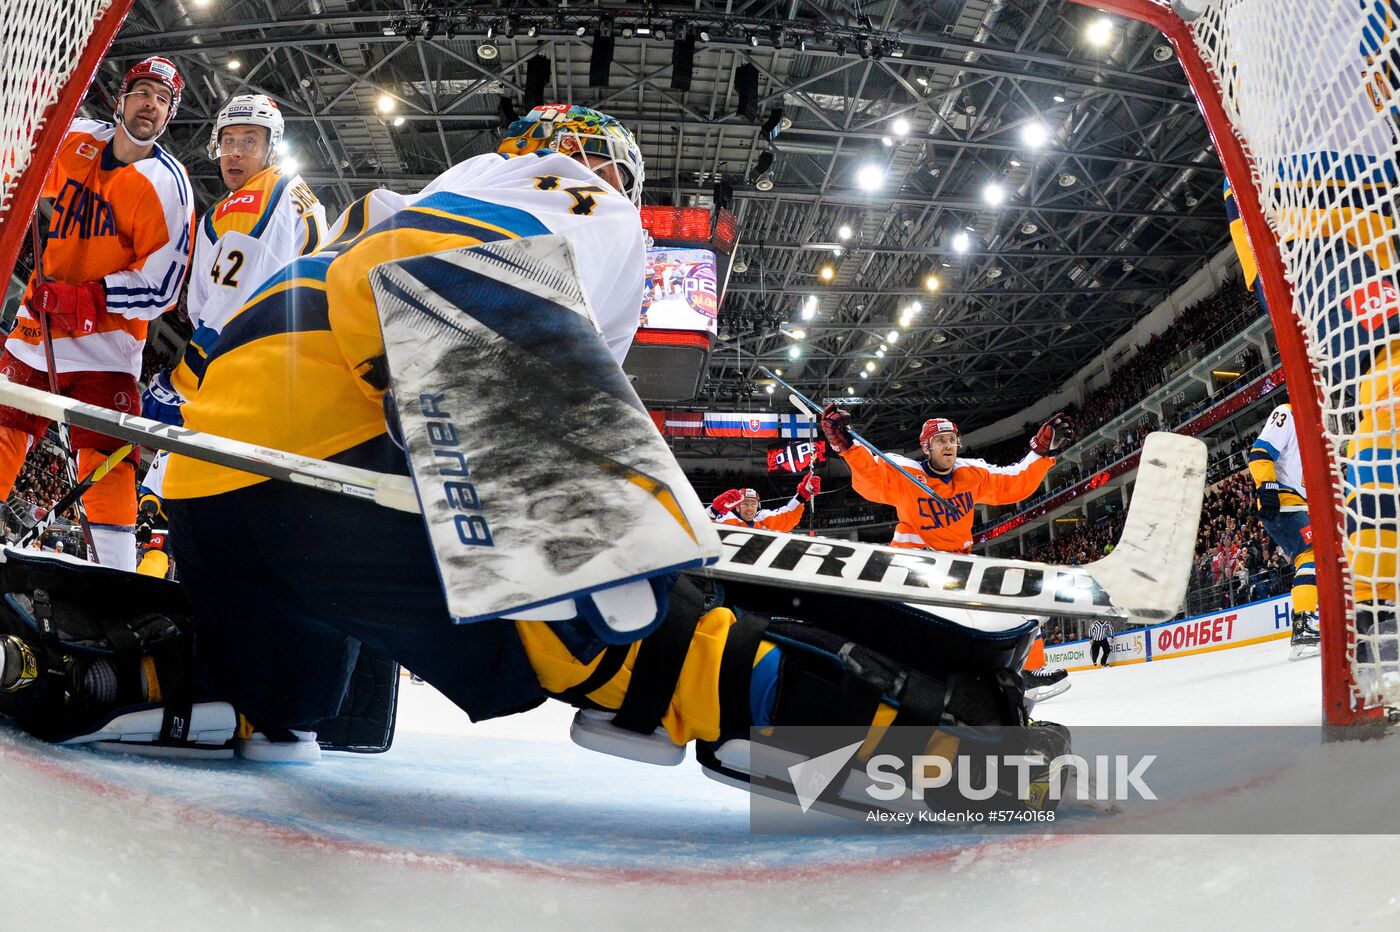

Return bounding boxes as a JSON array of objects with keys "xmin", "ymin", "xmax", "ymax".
[
  {"xmin": 707, "ymin": 474, "xmax": 819, "ymax": 531},
  {"xmin": 135, "ymin": 93, "xmax": 326, "ymax": 574},
  {"xmin": 820, "ymin": 407, "xmax": 1073, "ymax": 553},
  {"xmin": 0, "ymin": 56, "xmax": 193, "ymax": 571}
]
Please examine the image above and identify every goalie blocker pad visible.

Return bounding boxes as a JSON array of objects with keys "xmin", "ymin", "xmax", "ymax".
[{"xmin": 0, "ymin": 548, "xmax": 397, "ymax": 753}]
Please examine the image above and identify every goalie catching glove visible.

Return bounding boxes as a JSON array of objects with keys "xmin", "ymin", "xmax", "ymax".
[
  {"xmin": 31, "ymin": 281, "xmax": 104, "ymax": 334},
  {"xmin": 1030, "ymin": 412, "xmax": 1074, "ymax": 456}
]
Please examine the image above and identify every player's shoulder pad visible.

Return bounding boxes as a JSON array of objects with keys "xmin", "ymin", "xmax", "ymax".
[
  {"xmin": 885, "ymin": 451, "xmax": 925, "ymax": 471},
  {"xmin": 130, "ymin": 141, "xmax": 194, "ymax": 209},
  {"xmin": 68, "ymin": 117, "xmax": 113, "ymax": 140},
  {"xmin": 204, "ymin": 166, "xmax": 288, "ymax": 241}
]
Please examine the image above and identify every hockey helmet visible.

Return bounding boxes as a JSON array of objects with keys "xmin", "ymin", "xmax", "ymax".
[
  {"xmin": 115, "ymin": 56, "xmax": 183, "ymax": 125},
  {"xmin": 919, "ymin": 417, "xmax": 959, "ymax": 445},
  {"xmin": 208, "ymin": 94, "xmax": 285, "ymax": 161},
  {"xmin": 740, "ymin": 488, "xmax": 760, "ymax": 501},
  {"xmin": 498, "ymin": 104, "xmax": 645, "ymax": 205}
]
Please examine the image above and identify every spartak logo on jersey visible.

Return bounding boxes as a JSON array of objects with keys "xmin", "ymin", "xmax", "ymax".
[{"xmin": 216, "ymin": 189, "xmax": 264, "ymax": 218}]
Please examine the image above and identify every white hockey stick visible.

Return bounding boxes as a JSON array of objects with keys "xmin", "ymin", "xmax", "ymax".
[
  {"xmin": 0, "ymin": 376, "xmax": 419, "ymax": 513},
  {"xmin": 0, "ymin": 375, "xmax": 1204, "ymax": 621}
]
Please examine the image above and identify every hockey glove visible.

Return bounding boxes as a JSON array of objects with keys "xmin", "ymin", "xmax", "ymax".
[
  {"xmin": 821, "ymin": 403, "xmax": 855, "ymax": 453},
  {"xmin": 797, "ymin": 472, "xmax": 821, "ymax": 501},
  {"xmin": 1030, "ymin": 412, "xmax": 1074, "ymax": 456},
  {"xmin": 711, "ymin": 488, "xmax": 745, "ymax": 515},
  {"xmin": 31, "ymin": 281, "xmax": 104, "ymax": 334},
  {"xmin": 140, "ymin": 369, "xmax": 184, "ymax": 426},
  {"xmin": 1256, "ymin": 481, "xmax": 1281, "ymax": 520}
]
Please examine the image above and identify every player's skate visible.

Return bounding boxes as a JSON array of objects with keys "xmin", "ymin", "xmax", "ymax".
[
  {"xmin": 1022, "ymin": 666, "xmax": 1071, "ymax": 701},
  {"xmin": 1288, "ymin": 611, "xmax": 1321, "ymax": 662},
  {"xmin": 236, "ymin": 718, "xmax": 321, "ymax": 763}
]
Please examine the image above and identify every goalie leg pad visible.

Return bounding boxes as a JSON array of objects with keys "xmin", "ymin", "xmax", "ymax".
[{"xmin": 0, "ymin": 549, "xmax": 220, "ymax": 752}]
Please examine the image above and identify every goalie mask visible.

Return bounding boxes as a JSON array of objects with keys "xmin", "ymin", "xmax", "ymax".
[
  {"xmin": 498, "ymin": 104, "xmax": 645, "ymax": 206},
  {"xmin": 208, "ymin": 94, "xmax": 285, "ymax": 162}
]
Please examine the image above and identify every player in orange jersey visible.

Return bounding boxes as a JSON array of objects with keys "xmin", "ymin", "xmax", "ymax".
[
  {"xmin": 708, "ymin": 474, "xmax": 819, "ymax": 532},
  {"xmin": 822, "ymin": 407, "xmax": 1075, "ymax": 700},
  {"xmin": 820, "ymin": 408, "xmax": 1072, "ymax": 553},
  {"xmin": 0, "ymin": 56, "xmax": 194, "ymax": 571}
]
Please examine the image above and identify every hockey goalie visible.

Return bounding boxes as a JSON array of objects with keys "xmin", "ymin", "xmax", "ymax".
[{"xmin": 0, "ymin": 103, "xmax": 1078, "ymax": 817}]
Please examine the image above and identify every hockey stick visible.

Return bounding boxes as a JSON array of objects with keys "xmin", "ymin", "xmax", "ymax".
[
  {"xmin": 698, "ymin": 431, "xmax": 1208, "ymax": 623},
  {"xmin": 17, "ymin": 442, "xmax": 134, "ymax": 547},
  {"xmin": 28, "ymin": 211, "xmax": 97, "ymax": 557},
  {"xmin": 764, "ymin": 367, "xmax": 959, "ymax": 515},
  {"xmin": 0, "ymin": 377, "xmax": 419, "ymax": 513},
  {"xmin": 0, "ymin": 371, "xmax": 1205, "ymax": 620}
]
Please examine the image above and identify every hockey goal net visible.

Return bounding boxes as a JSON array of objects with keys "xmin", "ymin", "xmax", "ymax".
[
  {"xmin": 0, "ymin": 0, "xmax": 135, "ymax": 290},
  {"xmin": 1077, "ymin": 0, "xmax": 1400, "ymax": 725}
]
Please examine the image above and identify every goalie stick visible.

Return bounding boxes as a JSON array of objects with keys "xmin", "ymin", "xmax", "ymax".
[{"xmin": 0, "ymin": 378, "xmax": 1205, "ymax": 622}]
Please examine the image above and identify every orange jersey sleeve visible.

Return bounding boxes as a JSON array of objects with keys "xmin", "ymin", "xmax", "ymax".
[
  {"xmin": 713, "ymin": 497, "xmax": 806, "ymax": 533},
  {"xmin": 840, "ymin": 446, "xmax": 1053, "ymax": 552}
]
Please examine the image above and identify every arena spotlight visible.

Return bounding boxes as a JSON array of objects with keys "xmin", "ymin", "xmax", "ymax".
[
  {"xmin": 1021, "ymin": 120, "xmax": 1049, "ymax": 148},
  {"xmin": 837, "ymin": 224, "xmax": 852, "ymax": 241},
  {"xmin": 788, "ymin": 346, "xmax": 801, "ymax": 359},
  {"xmin": 892, "ymin": 117, "xmax": 910, "ymax": 136},
  {"xmin": 952, "ymin": 231, "xmax": 971, "ymax": 252},
  {"xmin": 855, "ymin": 162, "xmax": 885, "ymax": 191},
  {"xmin": 887, "ymin": 331, "xmax": 899, "ymax": 344},
  {"xmin": 819, "ymin": 265, "xmax": 835, "ymax": 282},
  {"xmin": 1086, "ymin": 17, "xmax": 1114, "ymax": 47},
  {"xmin": 924, "ymin": 274, "xmax": 940, "ymax": 291},
  {"xmin": 376, "ymin": 94, "xmax": 396, "ymax": 114},
  {"xmin": 983, "ymin": 182, "xmax": 1006, "ymax": 206}
]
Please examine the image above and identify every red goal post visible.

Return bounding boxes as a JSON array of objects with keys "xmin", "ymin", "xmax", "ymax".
[
  {"xmin": 0, "ymin": 0, "xmax": 136, "ymax": 292},
  {"xmin": 1071, "ymin": 0, "xmax": 1397, "ymax": 725}
]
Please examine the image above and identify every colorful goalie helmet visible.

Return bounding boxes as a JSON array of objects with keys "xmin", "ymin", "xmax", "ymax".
[
  {"xmin": 498, "ymin": 104, "xmax": 645, "ymax": 205},
  {"xmin": 208, "ymin": 94, "xmax": 285, "ymax": 161},
  {"xmin": 115, "ymin": 56, "xmax": 183, "ymax": 125}
]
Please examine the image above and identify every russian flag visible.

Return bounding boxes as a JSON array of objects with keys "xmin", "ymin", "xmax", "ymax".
[{"xmin": 704, "ymin": 412, "xmax": 780, "ymax": 438}]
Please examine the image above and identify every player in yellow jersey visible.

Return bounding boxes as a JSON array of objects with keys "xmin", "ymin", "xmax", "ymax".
[{"xmin": 135, "ymin": 93, "xmax": 326, "ymax": 577}]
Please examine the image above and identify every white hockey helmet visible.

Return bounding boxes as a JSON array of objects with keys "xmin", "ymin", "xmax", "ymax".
[{"xmin": 208, "ymin": 94, "xmax": 285, "ymax": 161}]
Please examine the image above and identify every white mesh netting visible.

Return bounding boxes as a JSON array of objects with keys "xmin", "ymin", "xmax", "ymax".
[
  {"xmin": 0, "ymin": 0, "xmax": 117, "ymax": 221},
  {"xmin": 1182, "ymin": 0, "xmax": 1400, "ymax": 708}
]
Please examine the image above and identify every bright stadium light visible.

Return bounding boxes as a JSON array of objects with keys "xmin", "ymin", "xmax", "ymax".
[
  {"xmin": 887, "ymin": 330, "xmax": 899, "ymax": 343},
  {"xmin": 801, "ymin": 302, "xmax": 816, "ymax": 320},
  {"xmin": 376, "ymin": 94, "xmax": 396, "ymax": 114},
  {"xmin": 819, "ymin": 265, "xmax": 835, "ymax": 281},
  {"xmin": 910, "ymin": 300, "xmax": 922, "ymax": 313},
  {"xmin": 837, "ymin": 224, "xmax": 853, "ymax": 241},
  {"xmin": 952, "ymin": 231, "xmax": 971, "ymax": 252},
  {"xmin": 865, "ymin": 361, "xmax": 876, "ymax": 372},
  {"xmin": 1086, "ymin": 17, "xmax": 1113, "ymax": 47},
  {"xmin": 856, "ymin": 163, "xmax": 885, "ymax": 190},
  {"xmin": 1021, "ymin": 120, "xmax": 1049, "ymax": 148},
  {"xmin": 859, "ymin": 371, "xmax": 868, "ymax": 379},
  {"xmin": 983, "ymin": 182, "xmax": 1006, "ymax": 206},
  {"xmin": 788, "ymin": 346, "xmax": 801, "ymax": 359},
  {"xmin": 892, "ymin": 117, "xmax": 910, "ymax": 136},
  {"xmin": 281, "ymin": 155, "xmax": 301, "ymax": 175},
  {"xmin": 924, "ymin": 274, "xmax": 940, "ymax": 291}
]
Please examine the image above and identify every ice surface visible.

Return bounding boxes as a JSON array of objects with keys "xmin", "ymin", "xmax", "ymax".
[{"xmin": 7, "ymin": 638, "xmax": 1400, "ymax": 930}]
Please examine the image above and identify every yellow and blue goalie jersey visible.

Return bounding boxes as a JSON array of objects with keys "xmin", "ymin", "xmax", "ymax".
[
  {"xmin": 163, "ymin": 151, "xmax": 646, "ymax": 499},
  {"xmin": 174, "ymin": 164, "xmax": 327, "ymax": 402},
  {"xmin": 1249, "ymin": 402, "xmax": 1308, "ymax": 506}
]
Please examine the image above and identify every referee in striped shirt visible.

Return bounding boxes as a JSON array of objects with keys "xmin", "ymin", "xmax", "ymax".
[{"xmin": 1089, "ymin": 620, "xmax": 1114, "ymax": 667}]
